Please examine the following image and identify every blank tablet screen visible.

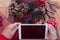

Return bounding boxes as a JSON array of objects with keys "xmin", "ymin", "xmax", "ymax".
[{"xmin": 21, "ymin": 25, "xmax": 45, "ymax": 39}]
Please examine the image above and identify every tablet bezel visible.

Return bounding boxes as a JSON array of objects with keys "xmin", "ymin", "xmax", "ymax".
[{"xmin": 19, "ymin": 24, "xmax": 48, "ymax": 40}]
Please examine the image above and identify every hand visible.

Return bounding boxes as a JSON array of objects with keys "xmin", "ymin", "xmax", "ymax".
[
  {"xmin": 47, "ymin": 24, "xmax": 58, "ymax": 40},
  {"xmin": 2, "ymin": 23, "xmax": 20, "ymax": 39}
]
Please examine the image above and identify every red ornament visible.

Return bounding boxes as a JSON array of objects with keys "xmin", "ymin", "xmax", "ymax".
[
  {"xmin": 48, "ymin": 19, "xmax": 57, "ymax": 27},
  {"xmin": 38, "ymin": 0, "xmax": 45, "ymax": 5}
]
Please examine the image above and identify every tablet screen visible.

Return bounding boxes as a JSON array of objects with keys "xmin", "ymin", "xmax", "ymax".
[{"xmin": 21, "ymin": 25, "xmax": 45, "ymax": 39}]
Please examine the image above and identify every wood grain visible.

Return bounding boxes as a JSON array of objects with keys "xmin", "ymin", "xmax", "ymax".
[{"xmin": 0, "ymin": 0, "xmax": 11, "ymax": 18}]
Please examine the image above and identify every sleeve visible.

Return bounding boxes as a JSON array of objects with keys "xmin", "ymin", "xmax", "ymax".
[{"xmin": 0, "ymin": 34, "xmax": 9, "ymax": 40}]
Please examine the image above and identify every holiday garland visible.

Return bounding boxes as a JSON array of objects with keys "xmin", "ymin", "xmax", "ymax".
[{"xmin": 9, "ymin": 0, "xmax": 60, "ymax": 25}]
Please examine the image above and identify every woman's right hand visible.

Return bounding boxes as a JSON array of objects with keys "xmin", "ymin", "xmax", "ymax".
[{"xmin": 2, "ymin": 23, "xmax": 20, "ymax": 39}]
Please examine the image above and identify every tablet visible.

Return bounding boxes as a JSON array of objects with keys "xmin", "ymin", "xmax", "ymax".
[{"xmin": 19, "ymin": 24, "xmax": 48, "ymax": 40}]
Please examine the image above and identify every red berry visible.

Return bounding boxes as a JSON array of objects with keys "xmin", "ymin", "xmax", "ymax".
[
  {"xmin": 48, "ymin": 19, "xmax": 57, "ymax": 27},
  {"xmin": 38, "ymin": 0, "xmax": 45, "ymax": 5}
]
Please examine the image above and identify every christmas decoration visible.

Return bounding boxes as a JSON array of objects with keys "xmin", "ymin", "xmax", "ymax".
[
  {"xmin": 9, "ymin": 0, "xmax": 60, "ymax": 24},
  {"xmin": 38, "ymin": 0, "xmax": 45, "ymax": 5},
  {"xmin": 48, "ymin": 19, "xmax": 57, "ymax": 27}
]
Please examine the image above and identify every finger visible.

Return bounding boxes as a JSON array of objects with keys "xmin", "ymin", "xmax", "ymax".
[
  {"xmin": 8, "ymin": 23, "xmax": 20, "ymax": 29},
  {"xmin": 48, "ymin": 24, "xmax": 56, "ymax": 34},
  {"xmin": 48, "ymin": 24, "xmax": 52, "ymax": 33},
  {"xmin": 49, "ymin": 24, "xmax": 56, "ymax": 32},
  {"xmin": 12, "ymin": 27, "xmax": 18, "ymax": 35},
  {"xmin": 48, "ymin": 24, "xmax": 54, "ymax": 34},
  {"xmin": 6, "ymin": 24, "xmax": 13, "ymax": 29}
]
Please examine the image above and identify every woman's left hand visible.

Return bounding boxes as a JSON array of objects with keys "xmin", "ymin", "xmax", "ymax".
[{"xmin": 47, "ymin": 24, "xmax": 58, "ymax": 40}]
